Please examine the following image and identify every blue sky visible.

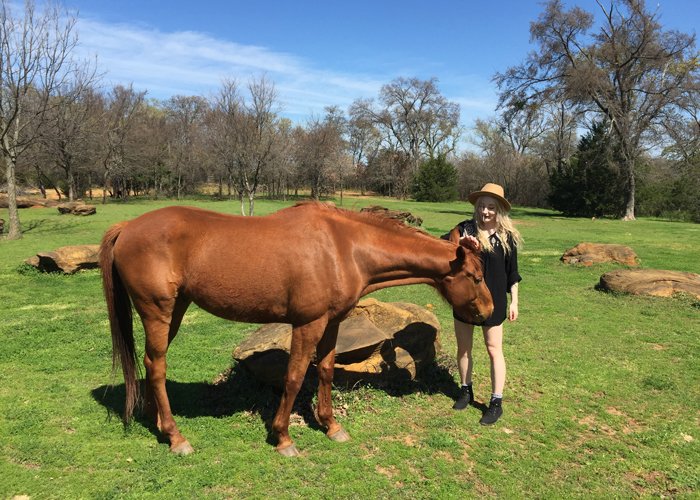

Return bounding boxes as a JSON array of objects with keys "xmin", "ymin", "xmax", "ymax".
[{"xmin": 64, "ymin": 0, "xmax": 697, "ymax": 133}]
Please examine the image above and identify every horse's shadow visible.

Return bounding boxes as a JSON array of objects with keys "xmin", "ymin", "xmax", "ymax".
[{"xmin": 92, "ymin": 357, "xmax": 461, "ymax": 446}]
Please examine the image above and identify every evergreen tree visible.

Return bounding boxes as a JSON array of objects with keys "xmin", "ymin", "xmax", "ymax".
[
  {"xmin": 549, "ymin": 122, "xmax": 627, "ymax": 217},
  {"xmin": 411, "ymin": 155, "xmax": 458, "ymax": 202}
]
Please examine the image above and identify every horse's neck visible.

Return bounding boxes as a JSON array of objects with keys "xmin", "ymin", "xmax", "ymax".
[{"xmin": 354, "ymin": 224, "xmax": 452, "ymax": 293}]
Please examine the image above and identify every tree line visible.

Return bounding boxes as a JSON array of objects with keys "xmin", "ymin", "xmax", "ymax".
[{"xmin": 2, "ymin": 0, "xmax": 699, "ymax": 240}]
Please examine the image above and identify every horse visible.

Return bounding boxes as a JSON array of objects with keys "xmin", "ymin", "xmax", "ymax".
[{"xmin": 99, "ymin": 203, "xmax": 493, "ymax": 456}]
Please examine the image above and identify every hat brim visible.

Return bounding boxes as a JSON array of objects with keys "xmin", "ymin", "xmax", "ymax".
[{"xmin": 468, "ymin": 191, "xmax": 511, "ymax": 211}]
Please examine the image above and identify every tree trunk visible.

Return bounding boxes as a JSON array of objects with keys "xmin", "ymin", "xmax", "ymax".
[
  {"xmin": 68, "ymin": 166, "xmax": 75, "ymax": 202},
  {"xmin": 4, "ymin": 156, "xmax": 22, "ymax": 240},
  {"xmin": 623, "ymin": 161, "xmax": 636, "ymax": 221},
  {"xmin": 248, "ymin": 192, "xmax": 255, "ymax": 216},
  {"xmin": 102, "ymin": 171, "xmax": 108, "ymax": 204}
]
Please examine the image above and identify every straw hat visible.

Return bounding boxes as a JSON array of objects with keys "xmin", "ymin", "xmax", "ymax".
[{"xmin": 468, "ymin": 183, "xmax": 511, "ymax": 211}]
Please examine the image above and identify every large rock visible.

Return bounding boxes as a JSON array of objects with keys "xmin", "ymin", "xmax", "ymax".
[
  {"xmin": 562, "ymin": 242, "xmax": 639, "ymax": 266},
  {"xmin": 599, "ymin": 269, "xmax": 700, "ymax": 299},
  {"xmin": 25, "ymin": 244, "xmax": 100, "ymax": 274},
  {"xmin": 0, "ymin": 218, "xmax": 4, "ymax": 234},
  {"xmin": 360, "ymin": 205, "xmax": 423, "ymax": 227},
  {"xmin": 233, "ymin": 298, "xmax": 440, "ymax": 387},
  {"xmin": 57, "ymin": 202, "xmax": 96, "ymax": 215}
]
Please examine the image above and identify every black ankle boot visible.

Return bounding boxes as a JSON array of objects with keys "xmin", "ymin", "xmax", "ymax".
[
  {"xmin": 480, "ymin": 397, "xmax": 503, "ymax": 425},
  {"xmin": 452, "ymin": 384, "xmax": 473, "ymax": 410}
]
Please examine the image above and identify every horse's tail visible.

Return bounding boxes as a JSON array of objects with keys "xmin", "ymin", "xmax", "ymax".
[{"xmin": 99, "ymin": 222, "xmax": 140, "ymax": 422}]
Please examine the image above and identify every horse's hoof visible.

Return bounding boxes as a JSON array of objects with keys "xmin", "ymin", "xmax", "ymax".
[
  {"xmin": 328, "ymin": 428, "xmax": 351, "ymax": 443},
  {"xmin": 276, "ymin": 443, "xmax": 300, "ymax": 457},
  {"xmin": 170, "ymin": 440, "xmax": 195, "ymax": 455}
]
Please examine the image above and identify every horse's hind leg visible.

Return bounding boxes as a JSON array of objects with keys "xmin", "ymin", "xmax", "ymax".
[
  {"xmin": 141, "ymin": 297, "xmax": 193, "ymax": 455},
  {"xmin": 143, "ymin": 297, "xmax": 189, "ymax": 422},
  {"xmin": 315, "ymin": 322, "xmax": 350, "ymax": 443},
  {"xmin": 272, "ymin": 316, "xmax": 328, "ymax": 457}
]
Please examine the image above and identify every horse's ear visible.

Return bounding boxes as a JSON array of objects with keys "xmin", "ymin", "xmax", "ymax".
[
  {"xmin": 456, "ymin": 244, "xmax": 467, "ymax": 262},
  {"xmin": 448, "ymin": 227, "xmax": 461, "ymax": 243},
  {"xmin": 450, "ymin": 244, "xmax": 467, "ymax": 273}
]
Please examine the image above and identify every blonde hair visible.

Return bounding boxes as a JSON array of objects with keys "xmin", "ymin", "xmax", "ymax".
[{"xmin": 473, "ymin": 197, "xmax": 523, "ymax": 255}]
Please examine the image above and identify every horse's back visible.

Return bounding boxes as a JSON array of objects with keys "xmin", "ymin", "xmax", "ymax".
[{"xmin": 111, "ymin": 204, "xmax": 361, "ymax": 324}]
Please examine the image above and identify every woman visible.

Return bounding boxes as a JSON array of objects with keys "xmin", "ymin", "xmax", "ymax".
[{"xmin": 449, "ymin": 183, "xmax": 522, "ymax": 425}]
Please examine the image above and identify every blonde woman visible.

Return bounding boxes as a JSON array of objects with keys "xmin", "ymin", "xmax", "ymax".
[{"xmin": 446, "ymin": 183, "xmax": 522, "ymax": 425}]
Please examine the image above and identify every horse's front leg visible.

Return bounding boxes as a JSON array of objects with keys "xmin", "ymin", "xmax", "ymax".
[
  {"xmin": 315, "ymin": 322, "xmax": 350, "ymax": 443},
  {"xmin": 272, "ymin": 316, "xmax": 328, "ymax": 457}
]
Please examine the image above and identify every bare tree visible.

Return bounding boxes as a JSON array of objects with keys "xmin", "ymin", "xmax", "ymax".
[
  {"xmin": 265, "ymin": 117, "xmax": 295, "ymax": 200},
  {"xmin": 294, "ymin": 107, "xmax": 347, "ymax": 200},
  {"xmin": 40, "ymin": 81, "xmax": 101, "ymax": 201},
  {"xmin": 495, "ymin": 0, "xmax": 699, "ymax": 220},
  {"xmin": 659, "ymin": 76, "xmax": 700, "ymax": 164},
  {"xmin": 350, "ymin": 77, "xmax": 460, "ymax": 197},
  {"xmin": 537, "ymin": 100, "xmax": 580, "ymax": 177},
  {"xmin": 347, "ymin": 104, "xmax": 381, "ymax": 195},
  {"xmin": 131, "ymin": 101, "xmax": 169, "ymax": 199},
  {"xmin": 0, "ymin": 0, "xmax": 85, "ymax": 239},
  {"xmin": 208, "ymin": 79, "xmax": 242, "ymax": 199},
  {"xmin": 234, "ymin": 75, "xmax": 281, "ymax": 215},
  {"xmin": 163, "ymin": 95, "xmax": 208, "ymax": 199},
  {"xmin": 97, "ymin": 85, "xmax": 146, "ymax": 203}
]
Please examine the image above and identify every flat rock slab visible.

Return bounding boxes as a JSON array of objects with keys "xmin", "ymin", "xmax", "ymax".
[
  {"xmin": 25, "ymin": 244, "xmax": 100, "ymax": 274},
  {"xmin": 233, "ymin": 298, "xmax": 440, "ymax": 387},
  {"xmin": 57, "ymin": 202, "xmax": 96, "ymax": 215},
  {"xmin": 562, "ymin": 242, "xmax": 638, "ymax": 266},
  {"xmin": 360, "ymin": 205, "xmax": 423, "ymax": 226},
  {"xmin": 599, "ymin": 269, "xmax": 700, "ymax": 299}
]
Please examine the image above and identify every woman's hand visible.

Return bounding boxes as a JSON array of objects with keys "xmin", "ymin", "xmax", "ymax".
[
  {"xmin": 461, "ymin": 234, "xmax": 481, "ymax": 251},
  {"xmin": 508, "ymin": 303, "xmax": 519, "ymax": 322}
]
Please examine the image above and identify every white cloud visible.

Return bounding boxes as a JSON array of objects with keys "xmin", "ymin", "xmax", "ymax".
[
  {"xmin": 75, "ymin": 17, "xmax": 385, "ymax": 119},
  {"xmin": 73, "ymin": 15, "xmax": 495, "ymax": 130}
]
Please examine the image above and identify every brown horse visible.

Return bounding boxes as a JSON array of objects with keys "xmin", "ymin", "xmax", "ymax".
[{"xmin": 100, "ymin": 203, "xmax": 493, "ymax": 456}]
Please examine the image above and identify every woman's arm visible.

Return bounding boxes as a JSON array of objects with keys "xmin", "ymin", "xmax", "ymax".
[{"xmin": 508, "ymin": 282, "xmax": 519, "ymax": 321}]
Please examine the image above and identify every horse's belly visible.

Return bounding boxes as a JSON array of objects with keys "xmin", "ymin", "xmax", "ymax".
[{"xmin": 184, "ymin": 273, "xmax": 353, "ymax": 324}]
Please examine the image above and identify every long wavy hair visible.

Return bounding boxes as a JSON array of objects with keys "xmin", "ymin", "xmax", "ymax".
[{"xmin": 473, "ymin": 196, "xmax": 523, "ymax": 255}]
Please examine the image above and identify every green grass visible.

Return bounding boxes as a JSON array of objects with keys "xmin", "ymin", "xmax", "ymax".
[{"xmin": 1, "ymin": 196, "xmax": 698, "ymax": 498}]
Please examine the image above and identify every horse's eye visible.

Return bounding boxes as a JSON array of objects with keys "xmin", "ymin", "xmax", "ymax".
[{"xmin": 475, "ymin": 277, "xmax": 483, "ymax": 284}]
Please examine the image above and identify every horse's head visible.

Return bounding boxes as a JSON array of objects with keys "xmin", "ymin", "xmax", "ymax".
[{"xmin": 437, "ymin": 228, "xmax": 494, "ymax": 324}]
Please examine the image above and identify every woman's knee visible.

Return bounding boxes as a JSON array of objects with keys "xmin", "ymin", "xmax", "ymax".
[{"xmin": 485, "ymin": 342, "xmax": 503, "ymax": 360}]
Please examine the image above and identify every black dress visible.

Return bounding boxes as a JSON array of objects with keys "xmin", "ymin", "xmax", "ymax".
[{"xmin": 446, "ymin": 219, "xmax": 522, "ymax": 327}]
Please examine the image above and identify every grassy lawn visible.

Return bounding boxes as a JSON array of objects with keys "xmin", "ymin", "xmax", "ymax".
[{"xmin": 1, "ymin": 195, "xmax": 698, "ymax": 498}]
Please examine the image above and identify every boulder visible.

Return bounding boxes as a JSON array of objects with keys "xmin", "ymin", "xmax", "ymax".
[
  {"xmin": 598, "ymin": 269, "xmax": 700, "ymax": 299},
  {"xmin": 57, "ymin": 202, "xmax": 96, "ymax": 215},
  {"xmin": 360, "ymin": 205, "xmax": 423, "ymax": 226},
  {"xmin": 233, "ymin": 298, "xmax": 440, "ymax": 387},
  {"xmin": 561, "ymin": 242, "xmax": 639, "ymax": 266},
  {"xmin": 72, "ymin": 204, "xmax": 97, "ymax": 216},
  {"xmin": 25, "ymin": 244, "xmax": 100, "ymax": 274},
  {"xmin": 0, "ymin": 218, "xmax": 4, "ymax": 234}
]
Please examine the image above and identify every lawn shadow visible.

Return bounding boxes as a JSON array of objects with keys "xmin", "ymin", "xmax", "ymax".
[
  {"xmin": 92, "ymin": 355, "xmax": 461, "ymax": 447},
  {"xmin": 436, "ymin": 208, "xmax": 565, "ymax": 220},
  {"xmin": 92, "ymin": 365, "xmax": 306, "ymax": 447}
]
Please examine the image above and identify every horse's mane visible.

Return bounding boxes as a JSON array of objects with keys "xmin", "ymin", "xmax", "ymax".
[{"xmin": 288, "ymin": 201, "xmax": 433, "ymax": 239}]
